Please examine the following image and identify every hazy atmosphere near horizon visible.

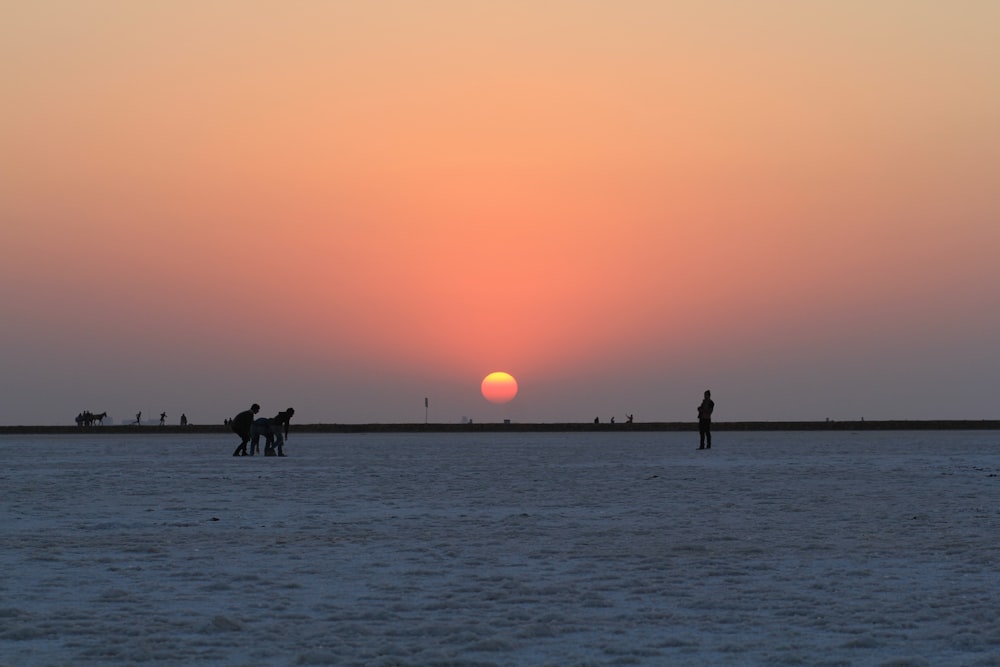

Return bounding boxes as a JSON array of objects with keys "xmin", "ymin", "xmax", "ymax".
[{"xmin": 2, "ymin": 1, "xmax": 999, "ymax": 426}]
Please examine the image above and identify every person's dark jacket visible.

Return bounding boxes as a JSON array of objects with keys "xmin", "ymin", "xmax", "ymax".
[{"xmin": 231, "ymin": 408, "xmax": 256, "ymax": 435}]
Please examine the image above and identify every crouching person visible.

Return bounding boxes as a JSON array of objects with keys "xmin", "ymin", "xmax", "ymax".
[
  {"xmin": 249, "ymin": 416, "xmax": 274, "ymax": 456},
  {"xmin": 266, "ymin": 408, "xmax": 295, "ymax": 457}
]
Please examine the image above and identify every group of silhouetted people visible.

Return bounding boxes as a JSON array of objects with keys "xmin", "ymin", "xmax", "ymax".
[
  {"xmin": 599, "ymin": 390, "xmax": 714, "ymax": 449},
  {"xmin": 593, "ymin": 413, "xmax": 635, "ymax": 425},
  {"xmin": 587, "ymin": 390, "xmax": 715, "ymax": 449},
  {"xmin": 76, "ymin": 411, "xmax": 190, "ymax": 427},
  {"xmin": 226, "ymin": 391, "xmax": 713, "ymax": 457},
  {"xmin": 131, "ymin": 411, "xmax": 186, "ymax": 426},
  {"xmin": 231, "ymin": 403, "xmax": 295, "ymax": 457}
]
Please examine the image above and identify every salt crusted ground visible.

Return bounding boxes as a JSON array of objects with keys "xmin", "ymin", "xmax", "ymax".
[{"xmin": 2, "ymin": 430, "xmax": 1000, "ymax": 666}]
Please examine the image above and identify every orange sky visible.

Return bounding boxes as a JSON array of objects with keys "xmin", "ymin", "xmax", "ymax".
[{"xmin": 2, "ymin": 1, "xmax": 999, "ymax": 424}]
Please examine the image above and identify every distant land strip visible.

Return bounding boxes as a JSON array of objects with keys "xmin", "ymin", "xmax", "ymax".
[{"xmin": 2, "ymin": 420, "xmax": 999, "ymax": 435}]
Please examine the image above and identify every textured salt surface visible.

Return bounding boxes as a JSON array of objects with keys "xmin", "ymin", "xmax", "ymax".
[{"xmin": 2, "ymin": 430, "xmax": 1000, "ymax": 666}]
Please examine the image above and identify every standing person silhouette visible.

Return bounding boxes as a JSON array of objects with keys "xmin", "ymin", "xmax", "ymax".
[
  {"xmin": 231, "ymin": 403, "xmax": 260, "ymax": 456},
  {"xmin": 135, "ymin": 411, "xmax": 142, "ymax": 425},
  {"xmin": 159, "ymin": 412, "xmax": 166, "ymax": 426},
  {"xmin": 697, "ymin": 390, "xmax": 715, "ymax": 450}
]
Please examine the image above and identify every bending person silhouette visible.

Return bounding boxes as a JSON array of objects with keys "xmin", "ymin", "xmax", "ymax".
[
  {"xmin": 697, "ymin": 390, "xmax": 714, "ymax": 450},
  {"xmin": 231, "ymin": 403, "xmax": 260, "ymax": 456},
  {"xmin": 264, "ymin": 408, "xmax": 295, "ymax": 457},
  {"xmin": 249, "ymin": 415, "xmax": 273, "ymax": 456}
]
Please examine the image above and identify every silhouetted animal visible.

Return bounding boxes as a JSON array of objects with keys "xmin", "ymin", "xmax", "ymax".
[{"xmin": 74, "ymin": 411, "xmax": 107, "ymax": 427}]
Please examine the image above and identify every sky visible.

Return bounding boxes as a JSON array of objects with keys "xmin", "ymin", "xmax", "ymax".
[{"xmin": 2, "ymin": 1, "xmax": 999, "ymax": 426}]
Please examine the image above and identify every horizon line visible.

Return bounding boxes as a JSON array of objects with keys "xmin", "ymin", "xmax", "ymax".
[{"xmin": 2, "ymin": 419, "xmax": 1000, "ymax": 435}]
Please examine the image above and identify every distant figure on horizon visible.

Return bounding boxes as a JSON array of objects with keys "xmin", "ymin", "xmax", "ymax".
[
  {"xmin": 594, "ymin": 416, "xmax": 600, "ymax": 424},
  {"xmin": 231, "ymin": 403, "xmax": 260, "ymax": 456},
  {"xmin": 180, "ymin": 413, "xmax": 188, "ymax": 427},
  {"xmin": 697, "ymin": 390, "xmax": 715, "ymax": 450},
  {"xmin": 135, "ymin": 411, "xmax": 142, "ymax": 426},
  {"xmin": 626, "ymin": 413, "xmax": 634, "ymax": 424},
  {"xmin": 610, "ymin": 416, "xmax": 615, "ymax": 424},
  {"xmin": 159, "ymin": 412, "xmax": 166, "ymax": 426}
]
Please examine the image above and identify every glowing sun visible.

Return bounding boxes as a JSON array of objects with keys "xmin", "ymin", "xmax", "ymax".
[{"xmin": 481, "ymin": 371, "xmax": 518, "ymax": 404}]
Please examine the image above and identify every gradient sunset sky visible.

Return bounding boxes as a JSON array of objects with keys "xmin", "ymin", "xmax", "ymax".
[{"xmin": 3, "ymin": 1, "xmax": 998, "ymax": 425}]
